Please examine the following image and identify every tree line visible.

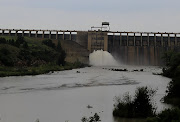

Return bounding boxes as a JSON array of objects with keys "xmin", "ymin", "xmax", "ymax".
[{"xmin": 0, "ymin": 36, "xmax": 66, "ymax": 67}]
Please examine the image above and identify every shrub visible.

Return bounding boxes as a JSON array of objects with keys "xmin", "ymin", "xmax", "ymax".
[
  {"xmin": 42, "ymin": 39, "xmax": 55, "ymax": 49},
  {"xmin": 81, "ymin": 113, "xmax": 101, "ymax": 122},
  {"xmin": 0, "ymin": 37, "xmax": 7, "ymax": 44},
  {"xmin": 113, "ymin": 92, "xmax": 134, "ymax": 118}
]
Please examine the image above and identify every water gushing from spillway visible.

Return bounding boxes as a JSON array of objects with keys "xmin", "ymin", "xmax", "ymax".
[{"xmin": 89, "ymin": 50, "xmax": 119, "ymax": 66}]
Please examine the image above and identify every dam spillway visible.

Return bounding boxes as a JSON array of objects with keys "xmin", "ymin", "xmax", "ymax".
[{"xmin": 0, "ymin": 29, "xmax": 180, "ymax": 65}]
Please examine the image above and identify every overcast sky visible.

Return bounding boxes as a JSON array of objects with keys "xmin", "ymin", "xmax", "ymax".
[{"xmin": 0, "ymin": 0, "xmax": 180, "ymax": 32}]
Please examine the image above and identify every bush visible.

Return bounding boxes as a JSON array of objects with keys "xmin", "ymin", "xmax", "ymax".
[
  {"xmin": 0, "ymin": 48, "xmax": 14, "ymax": 66},
  {"xmin": 0, "ymin": 37, "xmax": 7, "ymax": 44},
  {"xmin": 113, "ymin": 86, "xmax": 156, "ymax": 118},
  {"xmin": 42, "ymin": 39, "xmax": 55, "ymax": 49},
  {"xmin": 81, "ymin": 113, "xmax": 101, "ymax": 122},
  {"xmin": 113, "ymin": 92, "xmax": 134, "ymax": 118}
]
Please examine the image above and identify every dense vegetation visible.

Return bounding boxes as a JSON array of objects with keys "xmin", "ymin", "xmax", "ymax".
[
  {"xmin": 0, "ymin": 36, "xmax": 85, "ymax": 77},
  {"xmin": 145, "ymin": 51, "xmax": 180, "ymax": 122},
  {"xmin": 146, "ymin": 108, "xmax": 180, "ymax": 122},
  {"xmin": 113, "ymin": 87, "xmax": 180, "ymax": 122},
  {"xmin": 113, "ymin": 86, "xmax": 156, "ymax": 118},
  {"xmin": 162, "ymin": 51, "xmax": 180, "ymax": 107}
]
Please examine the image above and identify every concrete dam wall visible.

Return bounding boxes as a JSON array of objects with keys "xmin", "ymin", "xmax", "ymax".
[
  {"xmin": 1, "ymin": 29, "xmax": 180, "ymax": 65},
  {"xmin": 108, "ymin": 34, "xmax": 180, "ymax": 65}
]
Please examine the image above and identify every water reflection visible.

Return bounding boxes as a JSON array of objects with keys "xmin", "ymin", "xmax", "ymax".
[{"xmin": 114, "ymin": 117, "xmax": 146, "ymax": 122}]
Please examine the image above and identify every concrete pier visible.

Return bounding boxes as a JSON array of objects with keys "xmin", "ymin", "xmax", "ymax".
[
  {"xmin": 147, "ymin": 33, "xmax": 149, "ymax": 47},
  {"xmin": 140, "ymin": 33, "xmax": 142, "ymax": 47},
  {"xmin": 161, "ymin": 34, "xmax": 163, "ymax": 47},
  {"xmin": 175, "ymin": 34, "xmax": 177, "ymax": 45},
  {"xmin": 49, "ymin": 31, "xmax": 51, "ymax": 39},
  {"xmin": 168, "ymin": 34, "xmax": 170, "ymax": 47},
  {"xmin": 154, "ymin": 34, "xmax": 156, "ymax": 47},
  {"xmin": 127, "ymin": 33, "xmax": 129, "ymax": 46},
  {"xmin": 29, "ymin": 31, "xmax": 31, "ymax": 37},
  {"xmin": 134, "ymin": 33, "xmax": 136, "ymax": 46}
]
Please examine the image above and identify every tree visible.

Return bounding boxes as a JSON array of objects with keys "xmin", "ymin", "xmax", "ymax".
[
  {"xmin": 0, "ymin": 48, "xmax": 14, "ymax": 66},
  {"xmin": 8, "ymin": 39, "xmax": 15, "ymax": 46},
  {"xmin": 133, "ymin": 87, "xmax": 156, "ymax": 117},
  {"xmin": 23, "ymin": 41, "xmax": 28, "ymax": 49},
  {"xmin": 81, "ymin": 113, "xmax": 101, "ymax": 122},
  {"xmin": 113, "ymin": 86, "xmax": 156, "ymax": 118},
  {"xmin": 16, "ymin": 35, "xmax": 25, "ymax": 44},
  {"xmin": 57, "ymin": 50, "xmax": 66, "ymax": 66},
  {"xmin": 56, "ymin": 40, "xmax": 62, "ymax": 52},
  {"xmin": 0, "ymin": 37, "xmax": 7, "ymax": 44},
  {"xmin": 42, "ymin": 39, "xmax": 55, "ymax": 49}
]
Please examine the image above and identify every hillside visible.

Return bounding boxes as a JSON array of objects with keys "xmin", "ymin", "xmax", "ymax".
[{"xmin": 0, "ymin": 36, "xmax": 88, "ymax": 77}]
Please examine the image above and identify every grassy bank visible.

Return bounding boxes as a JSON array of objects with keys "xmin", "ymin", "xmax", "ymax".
[{"xmin": 0, "ymin": 62, "xmax": 88, "ymax": 77}]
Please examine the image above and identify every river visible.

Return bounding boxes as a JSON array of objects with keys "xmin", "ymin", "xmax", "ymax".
[{"xmin": 0, "ymin": 66, "xmax": 171, "ymax": 122}]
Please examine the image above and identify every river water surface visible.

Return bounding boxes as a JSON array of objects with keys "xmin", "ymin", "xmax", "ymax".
[{"xmin": 0, "ymin": 66, "xmax": 171, "ymax": 122}]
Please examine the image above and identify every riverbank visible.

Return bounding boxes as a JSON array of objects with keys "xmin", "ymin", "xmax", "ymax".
[{"xmin": 0, "ymin": 62, "xmax": 88, "ymax": 77}]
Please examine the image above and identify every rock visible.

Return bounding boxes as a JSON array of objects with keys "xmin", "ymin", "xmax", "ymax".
[
  {"xmin": 133, "ymin": 69, "xmax": 139, "ymax": 72},
  {"xmin": 87, "ymin": 105, "xmax": 93, "ymax": 109},
  {"xmin": 110, "ymin": 68, "xmax": 128, "ymax": 71}
]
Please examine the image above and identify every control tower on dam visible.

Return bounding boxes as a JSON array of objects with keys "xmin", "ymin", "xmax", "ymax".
[{"xmin": 0, "ymin": 28, "xmax": 180, "ymax": 65}]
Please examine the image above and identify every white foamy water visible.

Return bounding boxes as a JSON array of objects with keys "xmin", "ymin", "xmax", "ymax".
[{"xmin": 89, "ymin": 50, "xmax": 119, "ymax": 66}]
